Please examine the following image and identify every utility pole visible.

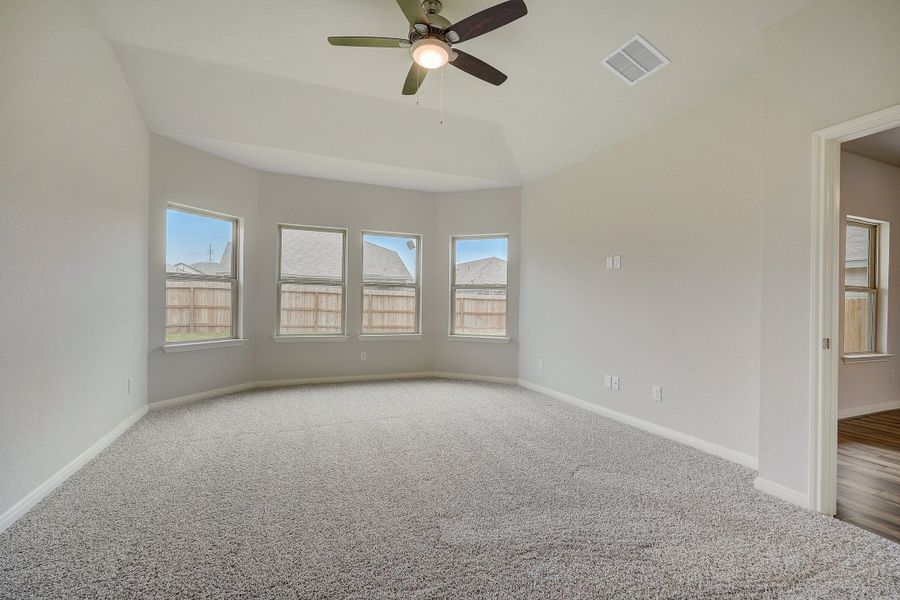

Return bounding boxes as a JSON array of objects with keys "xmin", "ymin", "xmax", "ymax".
[{"xmin": 207, "ymin": 243, "xmax": 214, "ymax": 262}]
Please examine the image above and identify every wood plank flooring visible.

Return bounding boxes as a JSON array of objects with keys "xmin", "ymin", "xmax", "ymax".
[{"xmin": 837, "ymin": 409, "xmax": 900, "ymax": 542}]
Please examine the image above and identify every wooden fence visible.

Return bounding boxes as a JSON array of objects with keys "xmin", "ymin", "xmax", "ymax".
[
  {"xmin": 166, "ymin": 283, "xmax": 508, "ymax": 338},
  {"xmin": 843, "ymin": 296, "xmax": 873, "ymax": 353},
  {"xmin": 454, "ymin": 290, "xmax": 507, "ymax": 336},
  {"xmin": 165, "ymin": 281, "xmax": 232, "ymax": 342}
]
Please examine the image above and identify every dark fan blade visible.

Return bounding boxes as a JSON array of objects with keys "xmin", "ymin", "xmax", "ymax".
[
  {"xmin": 447, "ymin": 0, "xmax": 527, "ymax": 43},
  {"xmin": 450, "ymin": 50, "xmax": 508, "ymax": 86},
  {"xmin": 402, "ymin": 62, "xmax": 428, "ymax": 95},
  {"xmin": 396, "ymin": 0, "xmax": 429, "ymax": 26},
  {"xmin": 328, "ymin": 36, "xmax": 409, "ymax": 48}
]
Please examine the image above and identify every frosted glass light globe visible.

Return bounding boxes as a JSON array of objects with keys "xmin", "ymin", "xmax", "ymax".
[{"xmin": 411, "ymin": 39, "xmax": 451, "ymax": 70}]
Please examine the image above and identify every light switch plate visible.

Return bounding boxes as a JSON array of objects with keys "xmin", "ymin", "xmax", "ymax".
[
  {"xmin": 606, "ymin": 256, "xmax": 613, "ymax": 270},
  {"xmin": 613, "ymin": 255, "xmax": 622, "ymax": 269},
  {"xmin": 611, "ymin": 376, "xmax": 620, "ymax": 390},
  {"xmin": 604, "ymin": 375, "xmax": 612, "ymax": 388}
]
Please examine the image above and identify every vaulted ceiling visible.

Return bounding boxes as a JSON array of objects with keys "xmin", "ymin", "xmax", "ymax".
[{"xmin": 85, "ymin": 0, "xmax": 814, "ymax": 192}]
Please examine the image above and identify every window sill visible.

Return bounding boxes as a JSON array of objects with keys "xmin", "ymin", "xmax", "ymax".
[
  {"xmin": 272, "ymin": 335, "xmax": 348, "ymax": 343},
  {"xmin": 842, "ymin": 353, "xmax": 894, "ymax": 364},
  {"xmin": 358, "ymin": 334, "xmax": 423, "ymax": 341},
  {"xmin": 163, "ymin": 339, "xmax": 247, "ymax": 353},
  {"xmin": 447, "ymin": 335, "xmax": 511, "ymax": 344}
]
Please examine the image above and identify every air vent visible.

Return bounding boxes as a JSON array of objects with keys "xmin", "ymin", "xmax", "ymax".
[{"xmin": 603, "ymin": 35, "xmax": 669, "ymax": 85}]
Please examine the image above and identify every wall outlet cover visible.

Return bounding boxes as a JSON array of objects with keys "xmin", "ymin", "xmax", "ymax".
[
  {"xmin": 360, "ymin": 352, "xmax": 367, "ymax": 361},
  {"xmin": 652, "ymin": 385, "xmax": 662, "ymax": 402}
]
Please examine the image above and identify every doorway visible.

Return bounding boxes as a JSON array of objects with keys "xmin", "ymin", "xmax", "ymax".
[{"xmin": 810, "ymin": 105, "xmax": 900, "ymax": 525}]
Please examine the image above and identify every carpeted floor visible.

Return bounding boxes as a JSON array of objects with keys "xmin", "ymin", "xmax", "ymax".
[{"xmin": 1, "ymin": 379, "xmax": 899, "ymax": 599}]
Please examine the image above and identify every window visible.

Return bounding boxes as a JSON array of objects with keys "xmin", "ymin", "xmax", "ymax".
[
  {"xmin": 450, "ymin": 235, "xmax": 508, "ymax": 338},
  {"xmin": 165, "ymin": 206, "xmax": 239, "ymax": 345},
  {"xmin": 362, "ymin": 232, "xmax": 421, "ymax": 335},
  {"xmin": 277, "ymin": 225, "xmax": 347, "ymax": 337},
  {"xmin": 844, "ymin": 217, "xmax": 888, "ymax": 355}
]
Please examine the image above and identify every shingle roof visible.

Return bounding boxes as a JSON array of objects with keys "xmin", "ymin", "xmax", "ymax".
[
  {"xmin": 455, "ymin": 256, "xmax": 507, "ymax": 285},
  {"xmin": 364, "ymin": 242, "xmax": 414, "ymax": 283},
  {"xmin": 846, "ymin": 225, "xmax": 870, "ymax": 264},
  {"xmin": 280, "ymin": 230, "xmax": 412, "ymax": 282}
]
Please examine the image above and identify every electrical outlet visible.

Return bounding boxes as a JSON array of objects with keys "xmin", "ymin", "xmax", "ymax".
[
  {"xmin": 604, "ymin": 375, "xmax": 612, "ymax": 389},
  {"xmin": 652, "ymin": 385, "xmax": 662, "ymax": 402},
  {"xmin": 611, "ymin": 376, "xmax": 620, "ymax": 391},
  {"xmin": 127, "ymin": 377, "xmax": 133, "ymax": 394},
  {"xmin": 360, "ymin": 352, "xmax": 367, "ymax": 361},
  {"xmin": 538, "ymin": 359, "xmax": 544, "ymax": 371},
  {"xmin": 891, "ymin": 371, "xmax": 896, "ymax": 384}
]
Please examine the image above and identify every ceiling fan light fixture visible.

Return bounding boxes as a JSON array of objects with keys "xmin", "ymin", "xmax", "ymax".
[{"xmin": 411, "ymin": 38, "xmax": 451, "ymax": 70}]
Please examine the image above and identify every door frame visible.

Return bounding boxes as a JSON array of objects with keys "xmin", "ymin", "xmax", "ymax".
[{"xmin": 809, "ymin": 103, "xmax": 900, "ymax": 515}]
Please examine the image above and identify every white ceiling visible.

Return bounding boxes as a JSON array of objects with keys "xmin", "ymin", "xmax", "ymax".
[
  {"xmin": 844, "ymin": 127, "xmax": 900, "ymax": 169},
  {"xmin": 85, "ymin": 0, "xmax": 815, "ymax": 192}
]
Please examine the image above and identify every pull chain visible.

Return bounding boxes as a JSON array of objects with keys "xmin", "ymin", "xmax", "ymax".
[
  {"xmin": 440, "ymin": 67, "xmax": 444, "ymax": 125},
  {"xmin": 416, "ymin": 67, "xmax": 421, "ymax": 107}
]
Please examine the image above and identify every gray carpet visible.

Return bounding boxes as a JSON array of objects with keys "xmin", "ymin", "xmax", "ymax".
[{"xmin": 1, "ymin": 379, "xmax": 899, "ymax": 599}]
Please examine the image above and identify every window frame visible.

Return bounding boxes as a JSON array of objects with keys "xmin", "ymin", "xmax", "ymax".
[
  {"xmin": 843, "ymin": 217, "xmax": 884, "ymax": 358},
  {"xmin": 164, "ymin": 203, "xmax": 241, "ymax": 348},
  {"xmin": 449, "ymin": 233, "xmax": 510, "ymax": 340},
  {"xmin": 360, "ymin": 230, "xmax": 423, "ymax": 338},
  {"xmin": 275, "ymin": 224, "xmax": 349, "ymax": 339}
]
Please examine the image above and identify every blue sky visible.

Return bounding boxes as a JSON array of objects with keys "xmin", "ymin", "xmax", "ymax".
[
  {"xmin": 166, "ymin": 209, "xmax": 233, "ymax": 265},
  {"xmin": 365, "ymin": 234, "xmax": 418, "ymax": 273},
  {"xmin": 455, "ymin": 237, "xmax": 508, "ymax": 263},
  {"xmin": 167, "ymin": 209, "xmax": 508, "ymax": 271}
]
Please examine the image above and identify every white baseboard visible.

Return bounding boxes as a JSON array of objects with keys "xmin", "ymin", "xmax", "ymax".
[
  {"xmin": 838, "ymin": 400, "xmax": 900, "ymax": 420},
  {"xmin": 432, "ymin": 371, "xmax": 519, "ymax": 385},
  {"xmin": 0, "ymin": 405, "xmax": 148, "ymax": 534},
  {"xmin": 518, "ymin": 379, "xmax": 759, "ymax": 470},
  {"xmin": 150, "ymin": 371, "xmax": 520, "ymax": 411},
  {"xmin": 753, "ymin": 476, "xmax": 809, "ymax": 509}
]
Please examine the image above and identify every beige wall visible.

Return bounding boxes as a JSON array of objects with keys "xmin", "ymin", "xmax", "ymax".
[
  {"xmin": 838, "ymin": 151, "xmax": 900, "ymax": 417},
  {"xmin": 148, "ymin": 138, "xmax": 522, "ymax": 403},
  {"xmin": 148, "ymin": 136, "xmax": 259, "ymax": 403},
  {"xmin": 0, "ymin": 1, "xmax": 149, "ymax": 516},
  {"xmin": 758, "ymin": 0, "xmax": 900, "ymax": 495},
  {"xmin": 519, "ymin": 77, "xmax": 764, "ymax": 461}
]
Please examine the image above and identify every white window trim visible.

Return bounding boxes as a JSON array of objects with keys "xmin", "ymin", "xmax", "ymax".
[
  {"xmin": 358, "ymin": 334, "xmax": 424, "ymax": 342},
  {"xmin": 163, "ymin": 339, "xmax": 248, "ymax": 353},
  {"xmin": 842, "ymin": 216, "xmax": 889, "ymax": 360},
  {"xmin": 449, "ymin": 233, "xmax": 510, "ymax": 338},
  {"xmin": 275, "ymin": 224, "xmax": 348, "ymax": 339},
  {"xmin": 164, "ymin": 204, "xmax": 242, "ymax": 350},
  {"xmin": 446, "ymin": 335, "xmax": 511, "ymax": 344},
  {"xmin": 361, "ymin": 230, "xmax": 422, "ymax": 336}
]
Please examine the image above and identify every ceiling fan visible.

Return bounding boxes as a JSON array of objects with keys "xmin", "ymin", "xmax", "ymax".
[{"xmin": 328, "ymin": 0, "xmax": 528, "ymax": 95}]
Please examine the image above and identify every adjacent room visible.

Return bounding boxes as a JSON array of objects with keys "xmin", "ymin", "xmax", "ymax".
[{"xmin": 2, "ymin": 1, "xmax": 900, "ymax": 598}]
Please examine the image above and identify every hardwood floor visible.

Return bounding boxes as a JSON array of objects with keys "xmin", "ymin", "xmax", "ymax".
[{"xmin": 837, "ymin": 409, "xmax": 900, "ymax": 543}]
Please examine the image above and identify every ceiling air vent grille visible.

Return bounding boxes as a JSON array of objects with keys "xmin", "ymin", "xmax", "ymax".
[{"xmin": 604, "ymin": 35, "xmax": 669, "ymax": 85}]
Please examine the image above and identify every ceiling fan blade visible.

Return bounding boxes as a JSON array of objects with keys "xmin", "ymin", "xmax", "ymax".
[
  {"xmin": 396, "ymin": 0, "xmax": 429, "ymax": 26},
  {"xmin": 447, "ymin": 0, "xmax": 527, "ymax": 43},
  {"xmin": 402, "ymin": 62, "xmax": 428, "ymax": 95},
  {"xmin": 328, "ymin": 36, "xmax": 409, "ymax": 48},
  {"xmin": 450, "ymin": 50, "xmax": 508, "ymax": 86}
]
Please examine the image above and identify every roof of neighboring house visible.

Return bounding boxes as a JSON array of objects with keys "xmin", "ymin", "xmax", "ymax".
[
  {"xmin": 280, "ymin": 231, "xmax": 413, "ymax": 282},
  {"xmin": 166, "ymin": 262, "xmax": 204, "ymax": 275},
  {"xmin": 363, "ymin": 242, "xmax": 414, "ymax": 283},
  {"xmin": 846, "ymin": 225, "xmax": 870, "ymax": 265},
  {"xmin": 455, "ymin": 256, "xmax": 507, "ymax": 285},
  {"xmin": 166, "ymin": 243, "xmax": 235, "ymax": 277}
]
